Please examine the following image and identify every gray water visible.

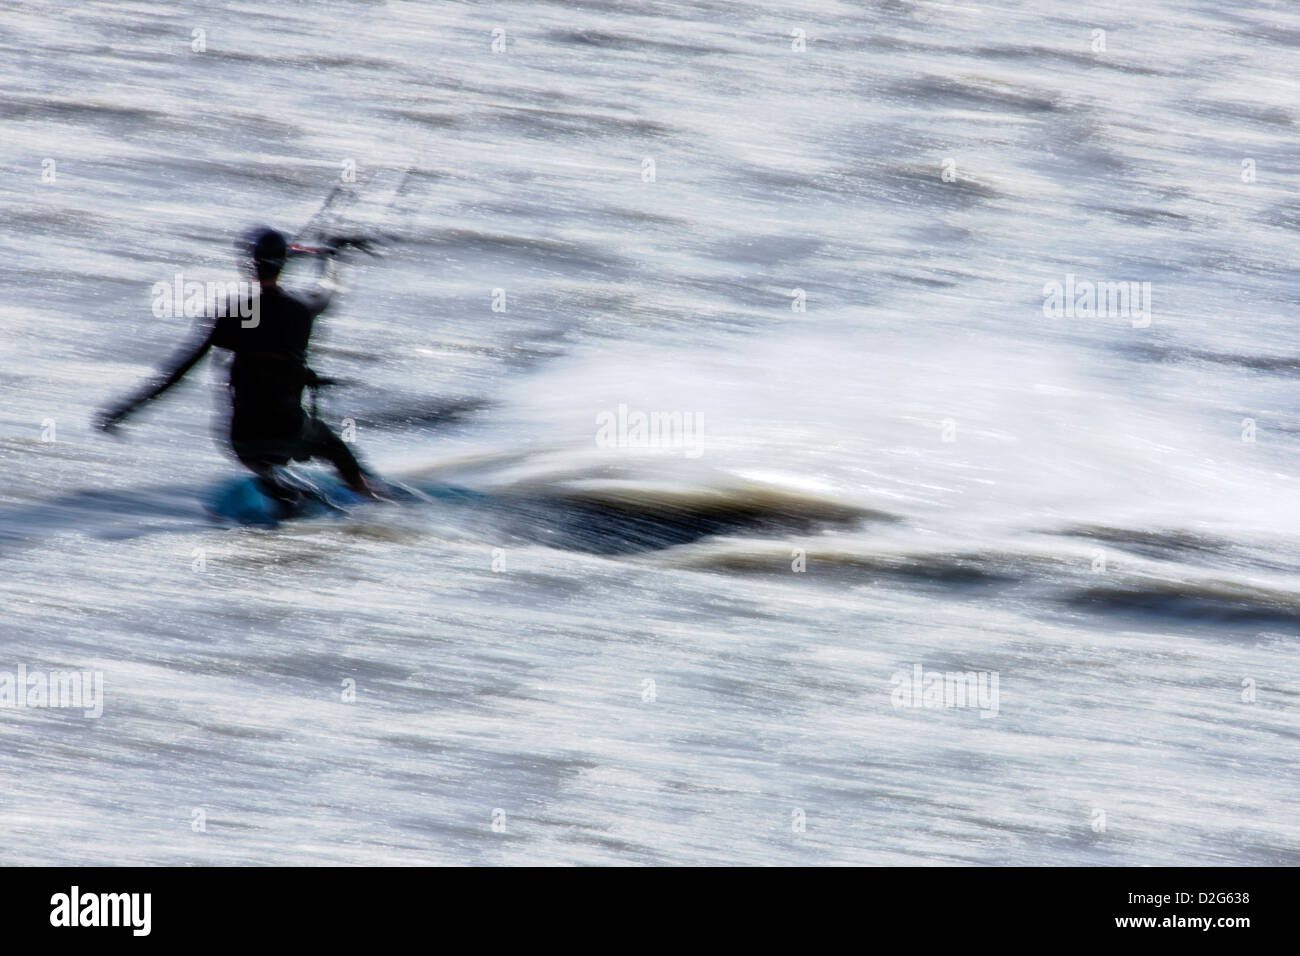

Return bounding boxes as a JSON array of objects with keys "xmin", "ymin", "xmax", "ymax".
[{"xmin": 1, "ymin": 0, "xmax": 1297, "ymax": 865}]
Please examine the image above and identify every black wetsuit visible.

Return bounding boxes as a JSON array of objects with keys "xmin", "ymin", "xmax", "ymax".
[{"xmin": 109, "ymin": 283, "xmax": 366, "ymax": 500}]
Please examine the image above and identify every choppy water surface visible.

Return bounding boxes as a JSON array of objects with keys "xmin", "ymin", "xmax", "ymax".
[{"xmin": 1, "ymin": 0, "xmax": 1298, "ymax": 864}]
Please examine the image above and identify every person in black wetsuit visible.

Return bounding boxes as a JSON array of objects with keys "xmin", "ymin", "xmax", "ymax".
[{"xmin": 97, "ymin": 227, "xmax": 376, "ymax": 506}]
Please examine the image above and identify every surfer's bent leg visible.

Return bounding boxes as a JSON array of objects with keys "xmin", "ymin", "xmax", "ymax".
[
  {"xmin": 245, "ymin": 463, "xmax": 301, "ymax": 506},
  {"xmin": 297, "ymin": 417, "xmax": 369, "ymax": 491},
  {"xmin": 232, "ymin": 440, "xmax": 300, "ymax": 506}
]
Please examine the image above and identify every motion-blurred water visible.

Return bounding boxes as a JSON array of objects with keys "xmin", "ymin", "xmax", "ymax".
[{"xmin": 1, "ymin": 0, "xmax": 1297, "ymax": 864}]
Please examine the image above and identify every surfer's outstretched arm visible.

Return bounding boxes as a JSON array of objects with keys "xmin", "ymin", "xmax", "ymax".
[
  {"xmin": 96, "ymin": 326, "xmax": 215, "ymax": 432},
  {"xmin": 294, "ymin": 232, "xmax": 378, "ymax": 313},
  {"xmin": 302, "ymin": 250, "xmax": 337, "ymax": 314}
]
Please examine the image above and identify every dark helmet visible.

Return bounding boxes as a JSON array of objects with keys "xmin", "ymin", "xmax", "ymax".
[{"xmin": 244, "ymin": 226, "xmax": 287, "ymax": 270}]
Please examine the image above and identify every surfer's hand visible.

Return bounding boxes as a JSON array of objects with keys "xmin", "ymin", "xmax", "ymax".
[{"xmin": 95, "ymin": 404, "xmax": 129, "ymax": 434}]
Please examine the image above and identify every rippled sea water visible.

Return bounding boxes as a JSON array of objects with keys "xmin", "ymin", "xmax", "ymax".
[{"xmin": 1, "ymin": 0, "xmax": 1297, "ymax": 864}]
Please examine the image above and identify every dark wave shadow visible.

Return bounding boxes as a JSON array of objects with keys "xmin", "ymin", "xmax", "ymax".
[
  {"xmin": 1065, "ymin": 583, "xmax": 1300, "ymax": 629},
  {"xmin": 474, "ymin": 486, "xmax": 884, "ymax": 556}
]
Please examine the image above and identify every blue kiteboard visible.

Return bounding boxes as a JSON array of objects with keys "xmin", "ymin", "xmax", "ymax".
[{"xmin": 203, "ymin": 469, "xmax": 424, "ymax": 527}]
